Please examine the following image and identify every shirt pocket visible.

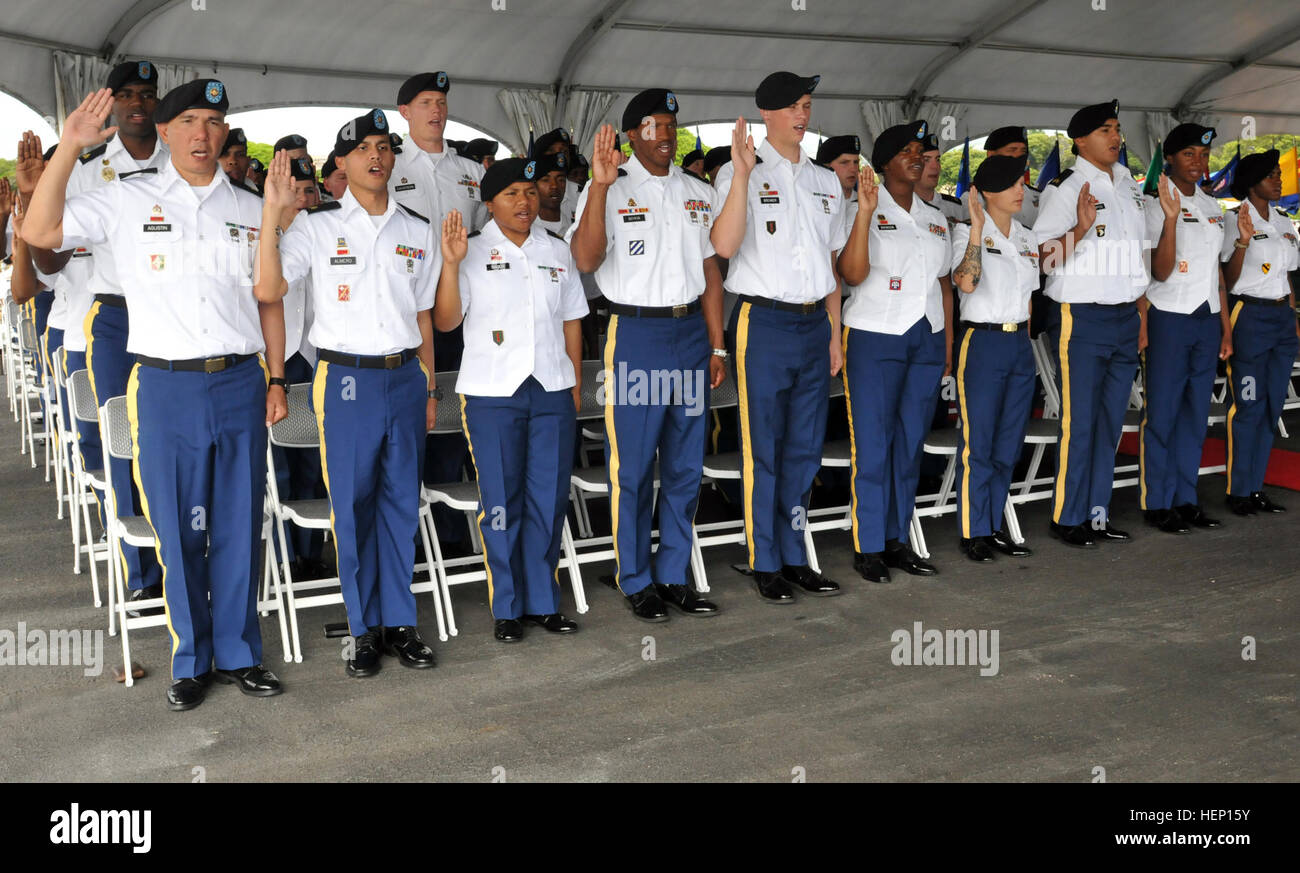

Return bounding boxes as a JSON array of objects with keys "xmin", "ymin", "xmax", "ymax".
[{"xmin": 133, "ymin": 226, "xmax": 182, "ymax": 283}]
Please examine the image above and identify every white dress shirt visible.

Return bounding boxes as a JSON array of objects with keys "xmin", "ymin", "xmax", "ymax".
[
  {"xmin": 841, "ymin": 186, "xmax": 952, "ymax": 334},
  {"xmin": 391, "ymin": 143, "xmax": 486, "ymax": 232},
  {"xmin": 1220, "ymin": 203, "xmax": 1300, "ymax": 300},
  {"xmin": 1033, "ymin": 155, "xmax": 1150, "ymax": 304},
  {"xmin": 278, "ymin": 188, "xmax": 439, "ymax": 356},
  {"xmin": 1144, "ymin": 184, "xmax": 1226, "ymax": 314},
  {"xmin": 949, "ymin": 218, "xmax": 1039, "ymax": 324},
  {"xmin": 566, "ymin": 154, "xmax": 716, "ymax": 307},
  {"xmin": 61, "ymin": 161, "xmax": 265, "ymax": 359},
  {"xmin": 456, "ymin": 220, "xmax": 588, "ymax": 396},
  {"xmin": 922, "ymin": 190, "xmax": 967, "ymax": 229},
  {"xmin": 714, "ymin": 139, "xmax": 849, "ymax": 303}
]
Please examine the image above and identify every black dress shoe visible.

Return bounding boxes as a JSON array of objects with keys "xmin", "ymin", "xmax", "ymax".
[
  {"xmin": 883, "ymin": 541, "xmax": 938, "ymax": 576},
  {"xmin": 986, "ymin": 530, "xmax": 1032, "ymax": 557},
  {"xmin": 1250, "ymin": 491, "xmax": 1286, "ymax": 513},
  {"xmin": 852, "ymin": 551, "xmax": 890, "ymax": 583},
  {"xmin": 383, "ymin": 626, "xmax": 436, "ymax": 667},
  {"xmin": 1225, "ymin": 494, "xmax": 1257, "ymax": 516},
  {"xmin": 1049, "ymin": 521, "xmax": 1096, "ymax": 548},
  {"xmin": 626, "ymin": 588, "xmax": 670, "ymax": 622},
  {"xmin": 521, "ymin": 613, "xmax": 581, "ymax": 633},
  {"xmin": 213, "ymin": 664, "xmax": 283, "ymax": 697},
  {"xmin": 166, "ymin": 676, "xmax": 209, "ymax": 712},
  {"xmin": 780, "ymin": 564, "xmax": 841, "ymax": 596},
  {"xmin": 959, "ymin": 537, "xmax": 995, "ymax": 562},
  {"xmin": 1176, "ymin": 503, "xmax": 1221, "ymax": 528},
  {"xmin": 653, "ymin": 583, "xmax": 719, "ymax": 616},
  {"xmin": 494, "ymin": 618, "xmax": 524, "ymax": 642},
  {"xmin": 752, "ymin": 570, "xmax": 796, "ymax": 604},
  {"xmin": 1095, "ymin": 524, "xmax": 1131, "ymax": 542},
  {"xmin": 1143, "ymin": 508, "xmax": 1190, "ymax": 534},
  {"xmin": 127, "ymin": 584, "xmax": 164, "ymax": 618},
  {"xmin": 346, "ymin": 629, "xmax": 383, "ymax": 676}
]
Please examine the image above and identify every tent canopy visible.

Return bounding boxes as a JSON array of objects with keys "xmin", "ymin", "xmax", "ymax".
[{"xmin": 2, "ymin": 0, "xmax": 1298, "ymax": 156}]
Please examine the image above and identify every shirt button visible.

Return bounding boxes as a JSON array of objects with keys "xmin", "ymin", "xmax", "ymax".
[{"xmin": 200, "ymin": 296, "xmax": 206, "ymax": 302}]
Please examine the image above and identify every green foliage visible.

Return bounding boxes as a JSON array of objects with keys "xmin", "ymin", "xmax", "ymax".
[
  {"xmin": 0, "ymin": 157, "xmax": 14, "ymax": 182},
  {"xmin": 1208, "ymin": 134, "xmax": 1300, "ymax": 173},
  {"xmin": 246, "ymin": 141, "xmax": 273, "ymax": 168}
]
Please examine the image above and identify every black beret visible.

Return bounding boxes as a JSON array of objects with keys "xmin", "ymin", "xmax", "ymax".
[
  {"xmin": 680, "ymin": 149, "xmax": 705, "ymax": 167},
  {"xmin": 462, "ymin": 138, "xmax": 498, "ymax": 160},
  {"xmin": 571, "ymin": 153, "xmax": 590, "ymax": 172},
  {"xmin": 397, "ymin": 71, "xmax": 449, "ymax": 105},
  {"xmin": 289, "ymin": 157, "xmax": 317, "ymax": 181},
  {"xmin": 247, "ymin": 158, "xmax": 264, "ymax": 173},
  {"xmin": 871, "ymin": 120, "xmax": 928, "ymax": 171},
  {"xmin": 389, "ymin": 132, "xmax": 403, "ymax": 153},
  {"xmin": 446, "ymin": 139, "xmax": 467, "ymax": 156},
  {"xmin": 1163, "ymin": 123, "xmax": 1216, "ymax": 157},
  {"xmin": 334, "ymin": 109, "xmax": 390, "ymax": 156},
  {"xmin": 320, "ymin": 150, "xmax": 342, "ymax": 178},
  {"xmin": 154, "ymin": 79, "xmax": 228, "ymax": 123},
  {"xmin": 973, "ymin": 154, "xmax": 1028, "ymax": 194},
  {"xmin": 534, "ymin": 151, "xmax": 569, "ymax": 177},
  {"xmin": 533, "ymin": 127, "xmax": 572, "ymax": 155},
  {"xmin": 106, "ymin": 60, "xmax": 158, "ymax": 93},
  {"xmin": 1067, "ymin": 99, "xmax": 1119, "ymax": 139},
  {"xmin": 702, "ymin": 146, "xmax": 732, "ymax": 175},
  {"xmin": 1231, "ymin": 149, "xmax": 1280, "ymax": 200},
  {"xmin": 984, "ymin": 126, "xmax": 1027, "ymax": 153},
  {"xmin": 921, "ymin": 133, "xmax": 940, "ymax": 152},
  {"xmin": 621, "ymin": 89, "xmax": 679, "ymax": 133},
  {"xmin": 221, "ymin": 127, "xmax": 247, "ymax": 156},
  {"xmin": 274, "ymin": 134, "xmax": 308, "ymax": 153},
  {"xmin": 815, "ymin": 135, "xmax": 861, "ymax": 166},
  {"xmin": 755, "ymin": 71, "xmax": 819, "ymax": 110},
  {"xmin": 480, "ymin": 157, "xmax": 538, "ymax": 203}
]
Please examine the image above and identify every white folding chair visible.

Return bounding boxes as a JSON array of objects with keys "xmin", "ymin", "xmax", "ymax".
[
  {"xmin": 15, "ymin": 315, "xmax": 50, "ymax": 467},
  {"xmin": 65, "ymin": 368, "xmax": 108, "ymax": 607}
]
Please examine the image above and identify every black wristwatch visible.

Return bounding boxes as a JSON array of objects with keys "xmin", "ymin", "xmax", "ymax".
[
  {"xmin": 268, "ymin": 377, "xmax": 289, "ymax": 394},
  {"xmin": 428, "ymin": 386, "xmax": 444, "ymax": 401}
]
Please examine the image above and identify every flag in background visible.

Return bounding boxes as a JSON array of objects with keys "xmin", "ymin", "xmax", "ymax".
[
  {"xmin": 1118, "ymin": 141, "xmax": 1130, "ymax": 171},
  {"xmin": 1141, "ymin": 152, "xmax": 1163, "ymax": 196},
  {"xmin": 695, "ymin": 128, "xmax": 704, "ymax": 154},
  {"xmin": 1279, "ymin": 146, "xmax": 1298, "ymax": 212},
  {"xmin": 955, "ymin": 137, "xmax": 971, "ymax": 199},
  {"xmin": 1036, "ymin": 141, "xmax": 1060, "ymax": 192},
  {"xmin": 526, "ymin": 127, "xmax": 535, "ymax": 159},
  {"xmin": 1209, "ymin": 146, "xmax": 1240, "ymax": 198}
]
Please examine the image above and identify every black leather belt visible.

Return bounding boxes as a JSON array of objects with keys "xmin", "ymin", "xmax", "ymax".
[
  {"xmin": 94, "ymin": 294, "xmax": 126, "ymax": 308},
  {"xmin": 318, "ymin": 348, "xmax": 420, "ymax": 369},
  {"xmin": 136, "ymin": 353, "xmax": 256, "ymax": 373},
  {"xmin": 1230, "ymin": 294, "xmax": 1291, "ymax": 307},
  {"xmin": 962, "ymin": 320, "xmax": 1028, "ymax": 333},
  {"xmin": 607, "ymin": 299, "xmax": 702, "ymax": 319},
  {"xmin": 737, "ymin": 294, "xmax": 825, "ymax": 314}
]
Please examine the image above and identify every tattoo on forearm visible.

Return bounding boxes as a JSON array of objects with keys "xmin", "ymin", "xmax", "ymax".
[{"xmin": 954, "ymin": 242, "xmax": 982, "ymax": 288}]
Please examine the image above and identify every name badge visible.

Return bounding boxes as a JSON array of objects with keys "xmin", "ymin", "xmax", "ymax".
[
  {"xmin": 395, "ymin": 183, "xmax": 416, "ymax": 192},
  {"xmin": 142, "ymin": 224, "xmax": 172, "ymax": 233},
  {"xmin": 486, "ymin": 263, "xmax": 510, "ymax": 271},
  {"xmin": 330, "ymin": 256, "xmax": 357, "ymax": 266}
]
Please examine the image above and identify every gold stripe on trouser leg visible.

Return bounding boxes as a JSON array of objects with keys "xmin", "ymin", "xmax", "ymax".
[
  {"xmin": 734, "ymin": 303, "xmax": 758, "ymax": 567},
  {"xmin": 126, "ymin": 364, "xmax": 178, "ymax": 660},
  {"xmin": 1052, "ymin": 303, "xmax": 1074, "ymax": 524},
  {"xmin": 1225, "ymin": 300, "xmax": 1245, "ymax": 494},
  {"xmin": 957, "ymin": 327, "xmax": 975, "ymax": 539},
  {"xmin": 459, "ymin": 391, "xmax": 496, "ymax": 609}
]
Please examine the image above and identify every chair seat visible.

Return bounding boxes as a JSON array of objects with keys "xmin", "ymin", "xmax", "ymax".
[
  {"xmin": 821, "ymin": 439, "xmax": 851, "ymax": 466},
  {"xmin": 702, "ymin": 451, "xmax": 741, "ymax": 479},
  {"xmin": 1023, "ymin": 418, "xmax": 1060, "ymax": 441},
  {"xmin": 118, "ymin": 515, "xmax": 156, "ymax": 545},
  {"xmin": 280, "ymin": 497, "xmax": 332, "ymax": 527},
  {"xmin": 1207, "ymin": 401, "xmax": 1228, "ymax": 422},
  {"xmin": 423, "ymin": 480, "xmax": 480, "ymax": 510},
  {"xmin": 1122, "ymin": 409, "xmax": 1142, "ymax": 431},
  {"xmin": 572, "ymin": 464, "xmax": 662, "ymax": 492},
  {"xmin": 923, "ymin": 428, "xmax": 959, "ymax": 453}
]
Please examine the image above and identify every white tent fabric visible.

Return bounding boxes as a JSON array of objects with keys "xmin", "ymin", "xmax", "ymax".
[
  {"xmin": 2, "ymin": 0, "xmax": 1297, "ymax": 157},
  {"xmin": 52, "ymin": 51, "xmax": 195, "ymax": 135},
  {"xmin": 496, "ymin": 88, "xmax": 555, "ymax": 153}
]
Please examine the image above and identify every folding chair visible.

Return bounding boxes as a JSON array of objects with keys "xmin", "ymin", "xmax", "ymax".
[
  {"xmin": 265, "ymin": 381, "xmax": 446, "ymax": 660},
  {"xmin": 15, "ymin": 315, "xmax": 50, "ymax": 467},
  {"xmin": 65, "ymin": 368, "xmax": 108, "ymax": 607},
  {"xmin": 101, "ymin": 396, "xmax": 290, "ymax": 684}
]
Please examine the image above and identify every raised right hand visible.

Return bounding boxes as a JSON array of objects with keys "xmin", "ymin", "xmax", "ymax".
[
  {"xmin": 1236, "ymin": 203, "xmax": 1255, "ymax": 242},
  {"xmin": 730, "ymin": 117, "xmax": 756, "ymax": 174},
  {"xmin": 965, "ymin": 189, "xmax": 985, "ymax": 234},
  {"xmin": 1075, "ymin": 181, "xmax": 1098, "ymax": 235},
  {"xmin": 589, "ymin": 124, "xmax": 624, "ymax": 187},
  {"xmin": 441, "ymin": 209, "xmax": 468, "ymax": 265},
  {"xmin": 262, "ymin": 150, "xmax": 297, "ymax": 212},
  {"xmin": 858, "ymin": 162, "xmax": 879, "ymax": 215},
  {"xmin": 62, "ymin": 89, "xmax": 117, "ymax": 153},
  {"xmin": 15, "ymin": 131, "xmax": 46, "ymax": 197}
]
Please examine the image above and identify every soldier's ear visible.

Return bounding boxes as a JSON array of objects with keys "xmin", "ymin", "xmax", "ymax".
[{"xmin": 156, "ymin": 122, "xmax": 169, "ymax": 147}]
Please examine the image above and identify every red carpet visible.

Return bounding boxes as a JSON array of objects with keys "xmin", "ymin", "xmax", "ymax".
[{"xmin": 1116, "ymin": 433, "xmax": 1300, "ymax": 492}]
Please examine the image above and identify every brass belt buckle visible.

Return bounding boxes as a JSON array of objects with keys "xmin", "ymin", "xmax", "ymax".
[
  {"xmin": 671, "ymin": 304, "xmax": 688, "ymax": 318},
  {"xmin": 204, "ymin": 357, "xmax": 224, "ymax": 373},
  {"xmin": 384, "ymin": 353, "xmax": 403, "ymax": 368},
  {"xmin": 1001, "ymin": 322, "xmax": 1016, "ymax": 332},
  {"xmin": 802, "ymin": 302, "xmax": 815, "ymax": 314}
]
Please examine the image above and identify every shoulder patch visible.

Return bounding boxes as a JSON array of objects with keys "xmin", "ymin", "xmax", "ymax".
[
  {"xmin": 398, "ymin": 203, "xmax": 430, "ymax": 223},
  {"xmin": 1048, "ymin": 168, "xmax": 1073, "ymax": 188},
  {"xmin": 118, "ymin": 167, "xmax": 158, "ymax": 181},
  {"xmin": 467, "ymin": 230, "xmax": 482, "ymax": 239},
  {"xmin": 918, "ymin": 197, "xmax": 942, "ymax": 212},
  {"xmin": 616, "ymin": 168, "xmax": 628, "ymax": 177},
  {"xmin": 941, "ymin": 192, "xmax": 961, "ymax": 204},
  {"xmin": 545, "ymin": 229, "xmax": 564, "ymax": 240},
  {"xmin": 78, "ymin": 143, "xmax": 108, "ymax": 164},
  {"xmin": 306, "ymin": 200, "xmax": 342, "ymax": 214},
  {"xmin": 1276, "ymin": 207, "xmax": 1291, "ymax": 219},
  {"xmin": 754, "ymin": 156, "xmax": 764, "ymax": 165}
]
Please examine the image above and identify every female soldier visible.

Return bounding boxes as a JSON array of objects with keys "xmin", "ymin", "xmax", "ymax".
[
  {"xmin": 1139, "ymin": 124, "xmax": 1228, "ymax": 532},
  {"xmin": 950, "ymin": 155, "xmax": 1040, "ymax": 562},
  {"xmin": 1220, "ymin": 150, "xmax": 1300, "ymax": 515},
  {"xmin": 838, "ymin": 121, "xmax": 954, "ymax": 582},
  {"xmin": 436, "ymin": 158, "xmax": 588, "ymax": 642}
]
